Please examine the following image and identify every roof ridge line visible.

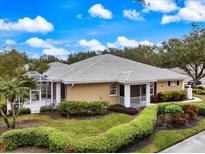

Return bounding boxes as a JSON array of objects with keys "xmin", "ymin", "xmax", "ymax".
[{"xmin": 69, "ymin": 54, "xmax": 107, "ymax": 80}]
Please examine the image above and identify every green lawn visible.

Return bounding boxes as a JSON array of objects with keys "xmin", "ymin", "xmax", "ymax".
[
  {"xmin": 0, "ymin": 113, "xmax": 134, "ymax": 139},
  {"xmin": 136, "ymin": 119, "xmax": 205, "ymax": 153}
]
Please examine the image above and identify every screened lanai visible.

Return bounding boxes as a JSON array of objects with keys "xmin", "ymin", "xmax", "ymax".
[{"xmin": 24, "ymin": 71, "xmax": 54, "ymax": 106}]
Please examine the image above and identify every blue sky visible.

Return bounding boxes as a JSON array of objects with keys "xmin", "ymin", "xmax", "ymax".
[{"xmin": 0, "ymin": 0, "xmax": 205, "ymax": 59}]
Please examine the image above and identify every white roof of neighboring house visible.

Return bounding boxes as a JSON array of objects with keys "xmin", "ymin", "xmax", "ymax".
[{"xmin": 44, "ymin": 54, "xmax": 187, "ymax": 84}]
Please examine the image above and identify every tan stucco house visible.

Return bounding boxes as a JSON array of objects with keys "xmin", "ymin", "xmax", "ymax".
[{"xmin": 9, "ymin": 54, "xmax": 186, "ymax": 113}]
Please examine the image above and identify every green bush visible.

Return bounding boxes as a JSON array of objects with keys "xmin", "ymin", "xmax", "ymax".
[
  {"xmin": 8, "ymin": 108, "xmax": 31, "ymax": 115},
  {"xmin": 1, "ymin": 127, "xmax": 71, "ymax": 152},
  {"xmin": 73, "ymin": 105, "xmax": 158, "ymax": 152},
  {"xmin": 165, "ymin": 105, "xmax": 184, "ymax": 115},
  {"xmin": 193, "ymin": 88, "xmax": 205, "ymax": 95},
  {"xmin": 48, "ymin": 131, "xmax": 72, "ymax": 152},
  {"xmin": 57, "ymin": 101, "xmax": 109, "ymax": 116},
  {"xmin": 156, "ymin": 91, "xmax": 186, "ymax": 102},
  {"xmin": 40, "ymin": 105, "xmax": 53, "ymax": 112},
  {"xmin": 108, "ymin": 104, "xmax": 139, "ymax": 115},
  {"xmin": 19, "ymin": 108, "xmax": 31, "ymax": 115},
  {"xmin": 197, "ymin": 106, "xmax": 205, "ymax": 116},
  {"xmin": 3, "ymin": 103, "xmax": 205, "ymax": 153}
]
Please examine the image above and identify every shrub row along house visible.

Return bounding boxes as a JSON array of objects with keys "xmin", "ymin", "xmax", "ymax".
[{"xmin": 8, "ymin": 54, "xmax": 187, "ymax": 113}]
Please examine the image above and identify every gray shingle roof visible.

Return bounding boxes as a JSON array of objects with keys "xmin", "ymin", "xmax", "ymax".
[{"xmin": 44, "ymin": 54, "xmax": 186, "ymax": 84}]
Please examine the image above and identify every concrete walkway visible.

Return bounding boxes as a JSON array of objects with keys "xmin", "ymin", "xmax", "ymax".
[
  {"xmin": 181, "ymin": 96, "xmax": 202, "ymax": 103},
  {"xmin": 162, "ymin": 131, "xmax": 205, "ymax": 153}
]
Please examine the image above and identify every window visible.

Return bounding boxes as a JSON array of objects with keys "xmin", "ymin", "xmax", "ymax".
[
  {"xmin": 168, "ymin": 81, "xmax": 179, "ymax": 87},
  {"xmin": 110, "ymin": 83, "xmax": 117, "ymax": 96},
  {"xmin": 150, "ymin": 82, "xmax": 154, "ymax": 95}
]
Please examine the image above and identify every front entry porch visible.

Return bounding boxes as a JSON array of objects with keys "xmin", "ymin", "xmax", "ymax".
[{"xmin": 119, "ymin": 83, "xmax": 150, "ymax": 108}]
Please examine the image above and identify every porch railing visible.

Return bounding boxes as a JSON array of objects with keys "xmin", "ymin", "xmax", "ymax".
[{"xmin": 119, "ymin": 96, "xmax": 147, "ymax": 107}]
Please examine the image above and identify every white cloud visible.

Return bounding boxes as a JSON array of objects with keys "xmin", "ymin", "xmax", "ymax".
[
  {"xmin": 143, "ymin": 0, "xmax": 178, "ymax": 13},
  {"xmin": 42, "ymin": 48, "xmax": 69, "ymax": 60},
  {"xmin": 88, "ymin": 4, "xmax": 112, "ymax": 19},
  {"xmin": 161, "ymin": 0, "xmax": 205, "ymax": 24},
  {"xmin": 107, "ymin": 36, "xmax": 153, "ymax": 48},
  {"xmin": 123, "ymin": 9, "xmax": 144, "ymax": 21},
  {"xmin": 0, "ymin": 16, "xmax": 54, "ymax": 33},
  {"xmin": 4, "ymin": 39, "xmax": 16, "ymax": 45},
  {"xmin": 76, "ymin": 14, "xmax": 83, "ymax": 19},
  {"xmin": 79, "ymin": 39, "xmax": 106, "ymax": 51},
  {"xmin": 25, "ymin": 37, "xmax": 54, "ymax": 48}
]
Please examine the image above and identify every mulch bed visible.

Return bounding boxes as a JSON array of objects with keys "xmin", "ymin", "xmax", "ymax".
[
  {"xmin": 7, "ymin": 147, "xmax": 50, "ymax": 153},
  {"xmin": 0, "ymin": 120, "xmax": 46, "ymax": 134}
]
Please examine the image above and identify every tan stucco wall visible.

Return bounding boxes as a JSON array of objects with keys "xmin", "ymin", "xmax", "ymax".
[
  {"xmin": 156, "ymin": 80, "xmax": 184, "ymax": 93},
  {"xmin": 66, "ymin": 83, "xmax": 119, "ymax": 105}
]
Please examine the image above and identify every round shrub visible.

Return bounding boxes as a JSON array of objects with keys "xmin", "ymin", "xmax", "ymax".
[
  {"xmin": 8, "ymin": 108, "xmax": 31, "ymax": 115},
  {"xmin": 19, "ymin": 108, "xmax": 31, "ymax": 115},
  {"xmin": 165, "ymin": 105, "xmax": 184, "ymax": 115},
  {"xmin": 197, "ymin": 106, "xmax": 205, "ymax": 116},
  {"xmin": 57, "ymin": 101, "xmax": 108, "ymax": 116}
]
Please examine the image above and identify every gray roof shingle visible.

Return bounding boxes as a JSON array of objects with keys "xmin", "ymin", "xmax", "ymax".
[{"xmin": 44, "ymin": 54, "xmax": 186, "ymax": 84}]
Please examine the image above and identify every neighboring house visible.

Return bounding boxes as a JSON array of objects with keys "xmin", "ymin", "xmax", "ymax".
[
  {"xmin": 8, "ymin": 54, "xmax": 186, "ymax": 113},
  {"xmin": 170, "ymin": 67, "xmax": 205, "ymax": 87}
]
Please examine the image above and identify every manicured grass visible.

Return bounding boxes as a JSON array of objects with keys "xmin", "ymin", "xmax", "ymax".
[
  {"xmin": 0, "ymin": 113, "xmax": 134, "ymax": 139},
  {"xmin": 136, "ymin": 119, "xmax": 205, "ymax": 153}
]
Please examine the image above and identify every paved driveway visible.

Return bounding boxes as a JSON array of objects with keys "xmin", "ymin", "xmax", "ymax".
[{"xmin": 162, "ymin": 131, "xmax": 205, "ymax": 153}]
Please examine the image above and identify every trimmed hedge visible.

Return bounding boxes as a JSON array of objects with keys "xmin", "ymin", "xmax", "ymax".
[
  {"xmin": 1, "ymin": 106, "xmax": 158, "ymax": 153},
  {"xmin": 57, "ymin": 100, "xmax": 108, "ymax": 116},
  {"xmin": 73, "ymin": 105, "xmax": 158, "ymax": 152},
  {"xmin": 108, "ymin": 104, "xmax": 139, "ymax": 115},
  {"xmin": 2, "ymin": 103, "xmax": 205, "ymax": 153},
  {"xmin": 152, "ymin": 91, "xmax": 186, "ymax": 103},
  {"xmin": 1, "ymin": 127, "xmax": 71, "ymax": 152}
]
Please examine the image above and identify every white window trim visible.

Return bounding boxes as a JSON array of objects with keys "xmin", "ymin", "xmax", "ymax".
[
  {"xmin": 170, "ymin": 81, "xmax": 177, "ymax": 87},
  {"xmin": 109, "ymin": 83, "xmax": 117, "ymax": 96},
  {"xmin": 150, "ymin": 82, "xmax": 154, "ymax": 95}
]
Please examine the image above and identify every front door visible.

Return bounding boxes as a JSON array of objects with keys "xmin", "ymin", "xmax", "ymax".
[{"xmin": 140, "ymin": 85, "xmax": 146, "ymax": 103}]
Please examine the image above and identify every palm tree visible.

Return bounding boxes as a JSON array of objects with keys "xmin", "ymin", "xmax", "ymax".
[{"xmin": 0, "ymin": 76, "xmax": 37, "ymax": 128}]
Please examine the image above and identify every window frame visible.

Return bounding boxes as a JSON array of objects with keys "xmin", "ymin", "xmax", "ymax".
[
  {"xmin": 109, "ymin": 83, "xmax": 117, "ymax": 96},
  {"xmin": 150, "ymin": 82, "xmax": 154, "ymax": 95},
  {"xmin": 169, "ymin": 81, "xmax": 177, "ymax": 87}
]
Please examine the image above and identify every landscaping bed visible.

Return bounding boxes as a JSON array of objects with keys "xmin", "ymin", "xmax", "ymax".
[
  {"xmin": 120, "ymin": 115, "xmax": 205, "ymax": 153},
  {"xmin": 9, "ymin": 146, "xmax": 50, "ymax": 153},
  {"xmin": 1, "ymin": 102, "xmax": 205, "ymax": 153},
  {"xmin": 0, "ymin": 120, "xmax": 46, "ymax": 134}
]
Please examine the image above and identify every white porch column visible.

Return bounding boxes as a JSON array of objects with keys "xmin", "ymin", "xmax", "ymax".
[
  {"xmin": 124, "ymin": 84, "xmax": 131, "ymax": 107},
  {"xmin": 51, "ymin": 82, "xmax": 53, "ymax": 105},
  {"xmin": 146, "ymin": 83, "xmax": 150, "ymax": 106},
  {"xmin": 56, "ymin": 83, "xmax": 61, "ymax": 104}
]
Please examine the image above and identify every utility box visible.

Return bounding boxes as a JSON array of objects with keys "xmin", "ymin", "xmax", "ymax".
[{"xmin": 186, "ymin": 85, "xmax": 192, "ymax": 100}]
